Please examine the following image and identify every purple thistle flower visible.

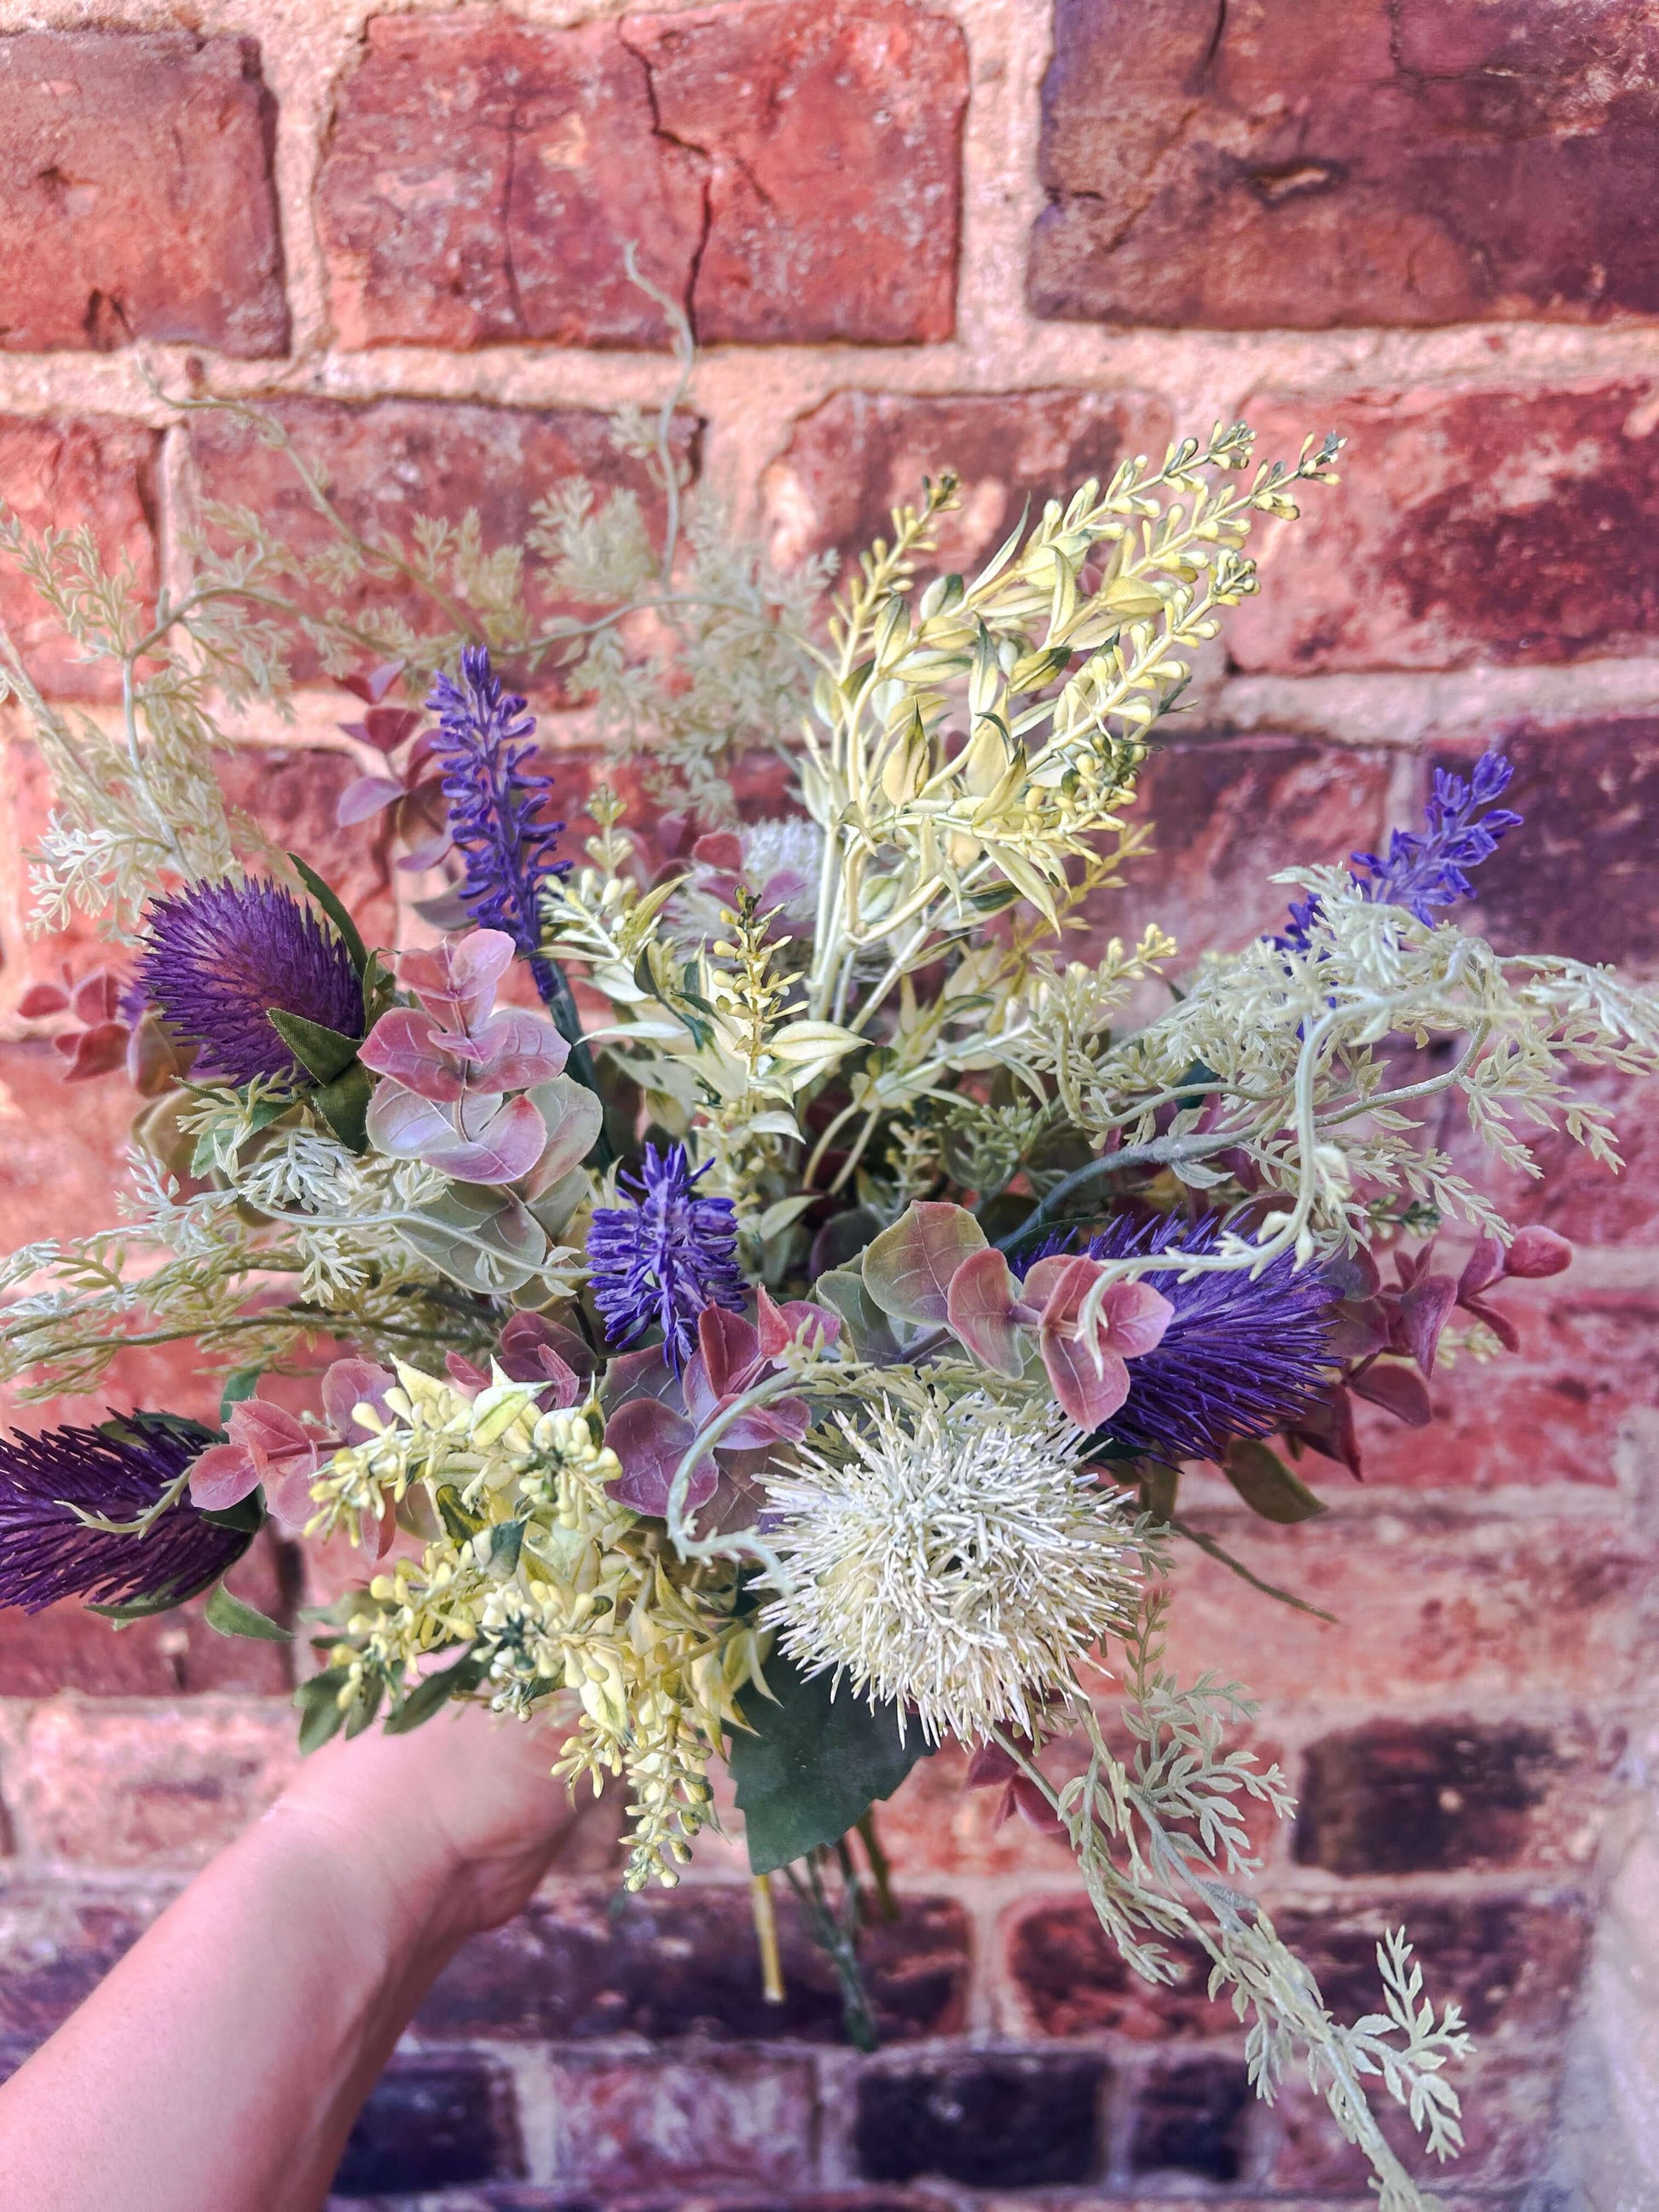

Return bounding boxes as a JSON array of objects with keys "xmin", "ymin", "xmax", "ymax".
[
  {"xmin": 427, "ymin": 647, "xmax": 569, "ymax": 983},
  {"xmin": 1085, "ymin": 1214, "xmax": 1335, "ymax": 1464},
  {"xmin": 587, "ymin": 1142, "xmax": 748, "ymax": 1372},
  {"xmin": 1275, "ymin": 750, "xmax": 1522, "ymax": 950},
  {"xmin": 0, "ymin": 1414, "xmax": 248, "ymax": 1614},
  {"xmin": 138, "ymin": 880, "xmax": 363, "ymax": 1087}
]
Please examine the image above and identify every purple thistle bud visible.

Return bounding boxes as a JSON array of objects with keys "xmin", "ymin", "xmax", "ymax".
[
  {"xmin": 138, "ymin": 879, "xmax": 363, "ymax": 1087},
  {"xmin": 1085, "ymin": 1214, "xmax": 1335, "ymax": 1465},
  {"xmin": 1349, "ymin": 750, "xmax": 1523, "ymax": 923},
  {"xmin": 0, "ymin": 1414, "xmax": 249, "ymax": 1614},
  {"xmin": 426, "ymin": 647, "xmax": 569, "ymax": 979},
  {"xmin": 587, "ymin": 1142, "xmax": 748, "ymax": 1372}
]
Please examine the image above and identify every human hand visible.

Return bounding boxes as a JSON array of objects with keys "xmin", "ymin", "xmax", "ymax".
[{"xmin": 268, "ymin": 1700, "xmax": 597, "ymax": 1955}]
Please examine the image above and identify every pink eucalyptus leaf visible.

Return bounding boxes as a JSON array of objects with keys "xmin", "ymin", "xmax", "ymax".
[
  {"xmin": 946, "ymin": 1246, "xmax": 1032, "ymax": 1377},
  {"xmin": 1505, "ymin": 1226, "xmax": 1574, "ymax": 1279},
  {"xmin": 321, "ymin": 1358, "xmax": 396, "ymax": 1442},
  {"xmin": 399, "ymin": 931, "xmax": 514, "ymax": 1032},
  {"xmin": 227, "ymin": 1400, "xmax": 315, "ymax": 1474},
  {"xmin": 1022, "ymin": 1254, "xmax": 1082, "ymax": 1311},
  {"xmin": 465, "ymin": 1008, "xmax": 569, "ymax": 1092},
  {"xmin": 1457, "ymin": 1235, "xmax": 1506, "ymax": 1302},
  {"xmin": 1288, "ymin": 1387, "xmax": 1365, "ymax": 1478},
  {"xmin": 500, "ymin": 1312, "xmax": 594, "ymax": 1382},
  {"xmin": 717, "ymin": 1395, "xmax": 812, "ymax": 1452},
  {"xmin": 605, "ymin": 1398, "xmax": 718, "ymax": 1518},
  {"xmin": 60, "ymin": 1021, "xmax": 130, "ymax": 1082},
  {"xmin": 360, "ymin": 1008, "xmax": 465, "ymax": 1101},
  {"xmin": 1097, "ymin": 1279, "xmax": 1175, "ymax": 1360},
  {"xmin": 71, "ymin": 970, "xmax": 123, "ymax": 1025},
  {"xmin": 691, "ymin": 831, "xmax": 744, "ymax": 870},
  {"xmin": 964, "ymin": 1741, "xmax": 1020, "ymax": 1789},
  {"xmin": 187, "ymin": 1440, "xmax": 262, "ymax": 1511},
  {"xmin": 445, "ymin": 1352, "xmax": 490, "ymax": 1396},
  {"xmin": 1349, "ymin": 1360, "xmax": 1433, "ymax": 1427},
  {"xmin": 1327, "ymin": 1299, "xmax": 1390, "ymax": 1362},
  {"xmin": 1459, "ymin": 1296, "xmax": 1522, "ymax": 1355},
  {"xmin": 417, "ymin": 1098, "xmax": 548, "ymax": 1184},
  {"xmin": 336, "ymin": 775, "xmax": 408, "ymax": 828},
  {"xmin": 266, "ymin": 1458, "xmax": 325, "ymax": 1537},
  {"xmin": 341, "ymin": 661, "xmax": 406, "ymax": 708},
  {"xmin": 397, "ymin": 829, "xmax": 456, "ymax": 874},
  {"xmin": 755, "ymin": 1285, "xmax": 841, "ymax": 1362},
  {"xmin": 694, "ymin": 1306, "xmax": 764, "ymax": 1406},
  {"xmin": 366, "ymin": 1081, "xmax": 457, "ymax": 1161},
  {"xmin": 1040, "ymin": 1327, "xmax": 1131, "ymax": 1429},
  {"xmin": 1398, "ymin": 1272, "xmax": 1458, "ymax": 1377},
  {"xmin": 17, "ymin": 981, "xmax": 70, "ymax": 1019},
  {"xmin": 601, "ymin": 1345, "xmax": 682, "ymax": 1412}
]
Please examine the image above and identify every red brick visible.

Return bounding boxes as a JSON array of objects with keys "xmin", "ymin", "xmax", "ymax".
[
  {"xmin": 547, "ymin": 2048, "xmax": 816, "ymax": 2187},
  {"xmin": 855, "ymin": 2053, "xmax": 1107, "ymax": 2188},
  {"xmin": 0, "ymin": 1038, "xmax": 147, "ymax": 1250},
  {"xmin": 315, "ymin": 16, "xmax": 703, "ymax": 351},
  {"xmin": 1001, "ymin": 1895, "xmax": 1236, "ymax": 2042},
  {"xmin": 1229, "ymin": 384, "xmax": 1659, "ymax": 673},
  {"xmin": 1293, "ymin": 1718, "xmax": 1600, "ymax": 1877},
  {"xmin": 335, "ymin": 2053, "xmax": 523, "ymax": 2196},
  {"xmin": 1435, "ymin": 719, "xmax": 1659, "ymax": 970},
  {"xmin": 0, "ymin": 32, "xmax": 287, "ymax": 357},
  {"xmin": 858, "ymin": 1741, "xmax": 1078, "ymax": 1880},
  {"xmin": 0, "ymin": 1533, "xmax": 293, "ymax": 1699},
  {"xmin": 1275, "ymin": 1888, "xmax": 1592, "ymax": 2042},
  {"xmin": 626, "ymin": 3, "xmax": 968, "ymax": 345},
  {"xmin": 1085, "ymin": 734, "xmax": 1391, "ymax": 959},
  {"xmin": 1354, "ymin": 1286, "xmax": 1659, "ymax": 1492},
  {"xmin": 418, "ymin": 1878, "xmax": 967, "ymax": 2044},
  {"xmin": 9, "ymin": 1696, "xmax": 297, "ymax": 1867},
  {"xmin": 1433, "ymin": 1064, "xmax": 1659, "ymax": 1248},
  {"xmin": 1030, "ymin": 0, "xmax": 1659, "ymax": 330},
  {"xmin": 1159, "ymin": 1510, "xmax": 1646, "ymax": 1712},
  {"xmin": 1126, "ymin": 2056, "xmax": 1251, "ymax": 2182},
  {"xmin": 0, "ymin": 1877, "xmax": 168, "ymax": 2042},
  {"xmin": 765, "ymin": 389, "xmax": 1172, "ymax": 582},
  {"xmin": 0, "ymin": 415, "xmax": 158, "ymax": 701},
  {"xmin": 185, "ymin": 396, "xmax": 697, "ymax": 694},
  {"xmin": 1265, "ymin": 2053, "xmax": 1556, "ymax": 2190}
]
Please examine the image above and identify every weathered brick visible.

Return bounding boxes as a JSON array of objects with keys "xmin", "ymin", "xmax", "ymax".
[
  {"xmin": 0, "ymin": 32, "xmax": 286, "ymax": 356},
  {"xmin": 334, "ymin": 2052, "xmax": 522, "ymax": 2198},
  {"xmin": 548, "ymin": 2049, "xmax": 817, "ymax": 2188},
  {"xmin": 1265, "ymin": 2053, "xmax": 1556, "ymax": 2189},
  {"xmin": 625, "ymin": 3, "xmax": 968, "ymax": 345},
  {"xmin": 1030, "ymin": 0, "xmax": 1659, "ymax": 330},
  {"xmin": 0, "ymin": 1878, "xmax": 166, "ymax": 2045},
  {"xmin": 1276, "ymin": 1888, "xmax": 1593, "ymax": 2041},
  {"xmin": 0, "ymin": 415, "xmax": 158, "ymax": 701},
  {"xmin": 856, "ymin": 2052, "xmax": 1107, "ymax": 2187},
  {"xmin": 765, "ymin": 389, "xmax": 1172, "ymax": 581},
  {"xmin": 1002, "ymin": 1896, "xmax": 1235, "ymax": 2042},
  {"xmin": 185, "ymin": 396, "xmax": 697, "ymax": 694},
  {"xmin": 0, "ymin": 1533, "xmax": 294, "ymax": 1698},
  {"xmin": 1229, "ymin": 384, "xmax": 1659, "ymax": 673},
  {"xmin": 318, "ymin": 4, "xmax": 965, "ymax": 351},
  {"xmin": 418, "ymin": 1879, "xmax": 968, "ymax": 2044},
  {"xmin": 1442, "ymin": 1066, "xmax": 1659, "ymax": 1247},
  {"xmin": 1127, "ymin": 2056, "xmax": 1252, "ymax": 2181},
  {"xmin": 1086, "ymin": 734, "xmax": 1391, "ymax": 959},
  {"xmin": 1353, "ymin": 1286, "xmax": 1659, "ymax": 1492},
  {"xmin": 865, "ymin": 1741, "xmax": 1078, "ymax": 1881},
  {"xmin": 1161, "ymin": 1506, "xmax": 1648, "ymax": 1712},
  {"xmin": 315, "ymin": 16, "xmax": 703, "ymax": 351},
  {"xmin": 1434, "ymin": 719, "xmax": 1659, "ymax": 970},
  {"xmin": 1294, "ymin": 1719, "xmax": 1585, "ymax": 1877},
  {"xmin": 9, "ymin": 1697, "xmax": 297, "ymax": 1868}
]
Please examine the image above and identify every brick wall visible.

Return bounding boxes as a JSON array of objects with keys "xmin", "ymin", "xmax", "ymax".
[{"xmin": 1, "ymin": 2, "xmax": 1656, "ymax": 2203}]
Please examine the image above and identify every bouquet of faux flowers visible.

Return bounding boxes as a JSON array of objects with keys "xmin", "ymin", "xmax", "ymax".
[{"xmin": 2, "ymin": 343, "xmax": 1654, "ymax": 2208}]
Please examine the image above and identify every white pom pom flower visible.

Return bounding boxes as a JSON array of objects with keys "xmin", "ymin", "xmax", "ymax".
[{"xmin": 760, "ymin": 1392, "xmax": 1142, "ymax": 1745}]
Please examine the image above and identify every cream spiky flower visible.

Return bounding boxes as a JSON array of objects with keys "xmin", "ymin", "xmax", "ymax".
[{"xmin": 760, "ymin": 1392, "xmax": 1142, "ymax": 1745}]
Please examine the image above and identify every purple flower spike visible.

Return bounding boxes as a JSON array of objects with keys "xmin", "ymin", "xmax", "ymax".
[
  {"xmin": 587, "ymin": 1143, "xmax": 748, "ymax": 1372},
  {"xmin": 0, "ymin": 1414, "xmax": 248, "ymax": 1614},
  {"xmin": 427, "ymin": 647, "xmax": 569, "ymax": 973},
  {"xmin": 1086, "ymin": 1215, "xmax": 1335, "ymax": 1465},
  {"xmin": 138, "ymin": 879, "xmax": 363, "ymax": 1087},
  {"xmin": 1350, "ymin": 751, "xmax": 1523, "ymax": 923}
]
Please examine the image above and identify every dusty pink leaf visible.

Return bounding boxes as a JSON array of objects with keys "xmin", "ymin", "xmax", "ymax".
[
  {"xmin": 1457, "ymin": 1236, "xmax": 1506, "ymax": 1301},
  {"xmin": 1459, "ymin": 1297, "xmax": 1522, "ymax": 1354},
  {"xmin": 445, "ymin": 1352, "xmax": 490, "ymax": 1395},
  {"xmin": 1398, "ymin": 1272, "xmax": 1458, "ymax": 1377},
  {"xmin": 1021, "ymin": 1255, "xmax": 1078, "ymax": 1310},
  {"xmin": 1505, "ymin": 1226, "xmax": 1573, "ymax": 1279},
  {"xmin": 399, "ymin": 930, "xmax": 514, "ymax": 1032},
  {"xmin": 1349, "ymin": 1360, "xmax": 1433, "ymax": 1427},
  {"xmin": 601, "ymin": 1345, "xmax": 681, "ymax": 1412},
  {"xmin": 71, "ymin": 971, "xmax": 123, "ymax": 1025},
  {"xmin": 1097, "ymin": 1279, "xmax": 1174, "ymax": 1360},
  {"xmin": 755, "ymin": 1285, "xmax": 843, "ymax": 1362},
  {"xmin": 321, "ymin": 1358, "xmax": 396, "ymax": 1442},
  {"xmin": 419, "ymin": 1094, "xmax": 548, "ymax": 1183},
  {"xmin": 521, "ymin": 1077, "xmax": 603, "ymax": 1193},
  {"xmin": 336, "ymin": 775, "xmax": 407, "ymax": 828},
  {"xmin": 17, "ymin": 981, "xmax": 69, "ymax": 1019},
  {"xmin": 463, "ymin": 1008, "xmax": 569, "ymax": 1091},
  {"xmin": 862, "ymin": 1200, "xmax": 988, "ymax": 1325},
  {"xmin": 691, "ymin": 1307, "xmax": 762, "ymax": 1406},
  {"xmin": 60, "ymin": 1021, "xmax": 130, "ymax": 1082},
  {"xmin": 365, "ymin": 1082, "xmax": 456, "ymax": 1160},
  {"xmin": 359, "ymin": 1008, "xmax": 465, "ymax": 1101},
  {"xmin": 946, "ymin": 1246, "xmax": 1032, "ymax": 1377},
  {"xmin": 397, "ymin": 829, "xmax": 454, "ymax": 874},
  {"xmin": 187, "ymin": 1441, "xmax": 261, "ymax": 1512},
  {"xmin": 1040, "ymin": 1327, "xmax": 1131, "ymax": 1429},
  {"xmin": 605, "ymin": 1398, "xmax": 717, "ymax": 1518}
]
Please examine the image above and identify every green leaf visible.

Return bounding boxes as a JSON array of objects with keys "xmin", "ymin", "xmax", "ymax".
[
  {"xmin": 199, "ymin": 1495, "xmax": 266, "ymax": 1534},
  {"xmin": 861, "ymin": 1200, "xmax": 986, "ymax": 1325},
  {"xmin": 205, "ymin": 1582, "xmax": 292, "ymax": 1641},
  {"xmin": 729, "ymin": 1652, "xmax": 930, "ymax": 1875},
  {"xmin": 219, "ymin": 1368, "xmax": 262, "ymax": 1424},
  {"xmin": 89, "ymin": 1580, "xmax": 200, "ymax": 1624},
  {"xmin": 267, "ymin": 1008, "xmax": 361, "ymax": 1086},
  {"xmin": 311, "ymin": 1060, "xmax": 373, "ymax": 1153},
  {"xmin": 190, "ymin": 1093, "xmax": 290, "ymax": 1179},
  {"xmin": 290, "ymin": 853, "xmax": 369, "ymax": 977},
  {"xmin": 812, "ymin": 1266, "xmax": 901, "ymax": 1362},
  {"xmin": 1220, "ymin": 1437, "xmax": 1327, "ymax": 1524},
  {"xmin": 384, "ymin": 1648, "xmax": 489, "ymax": 1736},
  {"xmin": 295, "ymin": 1668, "xmax": 350, "ymax": 1753}
]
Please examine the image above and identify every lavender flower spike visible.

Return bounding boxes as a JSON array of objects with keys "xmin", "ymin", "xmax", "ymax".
[
  {"xmin": 139, "ymin": 878, "xmax": 364, "ymax": 1087},
  {"xmin": 1087, "ymin": 1214, "xmax": 1334, "ymax": 1465},
  {"xmin": 0, "ymin": 1414, "xmax": 248, "ymax": 1614},
  {"xmin": 1350, "ymin": 750, "xmax": 1523, "ymax": 923},
  {"xmin": 587, "ymin": 1142, "xmax": 748, "ymax": 1372}
]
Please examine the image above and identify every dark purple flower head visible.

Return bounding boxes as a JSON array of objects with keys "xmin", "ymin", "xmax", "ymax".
[
  {"xmin": 1275, "ymin": 751, "xmax": 1522, "ymax": 950},
  {"xmin": 0, "ymin": 1414, "xmax": 247, "ymax": 1615},
  {"xmin": 587, "ymin": 1142, "xmax": 748, "ymax": 1373},
  {"xmin": 1085, "ymin": 1214, "xmax": 1336, "ymax": 1464},
  {"xmin": 1350, "ymin": 751, "xmax": 1523, "ymax": 922},
  {"xmin": 427, "ymin": 647, "xmax": 569, "ymax": 968},
  {"xmin": 138, "ymin": 879, "xmax": 363, "ymax": 1087}
]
